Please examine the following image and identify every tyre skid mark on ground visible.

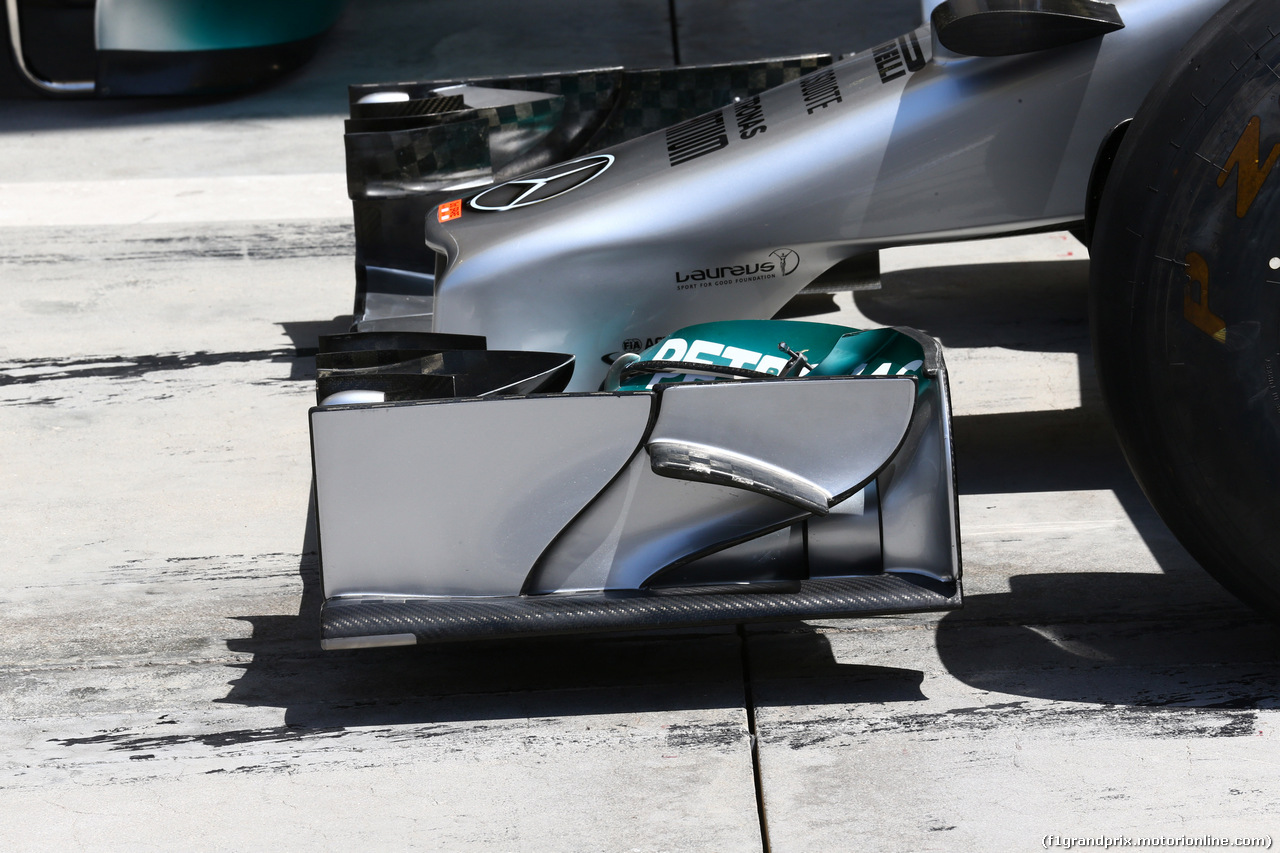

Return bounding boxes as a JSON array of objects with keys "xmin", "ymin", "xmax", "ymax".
[
  {"xmin": 0, "ymin": 349, "xmax": 302, "ymax": 386},
  {"xmin": 0, "ymin": 221, "xmax": 353, "ymax": 266},
  {"xmin": 48, "ymin": 718, "xmax": 747, "ymax": 753},
  {"xmin": 100, "ymin": 552, "xmax": 312, "ymax": 586},
  {"xmin": 761, "ymin": 702, "xmax": 1263, "ymax": 749},
  {"xmin": 0, "ymin": 396, "xmax": 64, "ymax": 407}
]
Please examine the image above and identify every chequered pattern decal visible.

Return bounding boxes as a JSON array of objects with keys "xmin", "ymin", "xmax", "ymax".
[
  {"xmin": 485, "ymin": 97, "xmax": 562, "ymax": 131},
  {"xmin": 344, "ymin": 119, "xmax": 491, "ymax": 199},
  {"xmin": 590, "ymin": 56, "xmax": 832, "ymax": 148},
  {"xmin": 344, "ymin": 56, "xmax": 832, "ymax": 195}
]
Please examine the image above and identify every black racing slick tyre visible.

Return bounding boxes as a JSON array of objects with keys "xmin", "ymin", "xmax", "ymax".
[{"xmin": 1091, "ymin": 0, "xmax": 1280, "ymax": 617}]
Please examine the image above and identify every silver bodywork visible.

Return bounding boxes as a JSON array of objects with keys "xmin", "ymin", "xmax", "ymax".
[
  {"xmin": 311, "ymin": 335, "xmax": 958, "ymax": 648},
  {"xmin": 313, "ymin": 374, "xmax": 951, "ymax": 599},
  {"xmin": 378, "ymin": 0, "xmax": 1227, "ymax": 391},
  {"xmin": 313, "ymin": 0, "xmax": 1231, "ymax": 648}
]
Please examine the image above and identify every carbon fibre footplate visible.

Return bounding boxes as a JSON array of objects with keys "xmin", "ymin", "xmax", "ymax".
[{"xmin": 320, "ymin": 575, "xmax": 960, "ymax": 649}]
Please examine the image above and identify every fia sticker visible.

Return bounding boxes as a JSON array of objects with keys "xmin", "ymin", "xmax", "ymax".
[{"xmin": 438, "ymin": 200, "xmax": 463, "ymax": 223}]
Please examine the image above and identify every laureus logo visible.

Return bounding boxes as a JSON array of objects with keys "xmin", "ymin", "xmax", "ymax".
[
  {"xmin": 469, "ymin": 155, "xmax": 615, "ymax": 211},
  {"xmin": 770, "ymin": 248, "xmax": 800, "ymax": 276},
  {"xmin": 674, "ymin": 248, "xmax": 802, "ymax": 288}
]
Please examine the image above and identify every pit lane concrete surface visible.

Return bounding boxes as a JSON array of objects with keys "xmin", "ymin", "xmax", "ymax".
[{"xmin": 1, "ymin": 2, "xmax": 1278, "ymax": 851}]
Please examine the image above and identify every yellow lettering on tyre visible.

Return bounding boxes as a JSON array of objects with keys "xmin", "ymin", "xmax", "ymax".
[
  {"xmin": 1218, "ymin": 115, "xmax": 1280, "ymax": 218},
  {"xmin": 1184, "ymin": 252, "xmax": 1227, "ymax": 342}
]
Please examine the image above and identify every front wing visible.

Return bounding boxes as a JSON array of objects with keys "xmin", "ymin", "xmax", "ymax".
[{"xmin": 309, "ymin": 327, "xmax": 959, "ymax": 649}]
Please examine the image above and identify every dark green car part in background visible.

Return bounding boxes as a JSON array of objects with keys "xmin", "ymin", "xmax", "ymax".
[{"xmin": 5, "ymin": 0, "xmax": 343, "ymax": 96}]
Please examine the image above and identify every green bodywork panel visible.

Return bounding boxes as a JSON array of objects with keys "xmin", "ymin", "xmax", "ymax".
[
  {"xmin": 606, "ymin": 320, "xmax": 927, "ymax": 391},
  {"xmin": 96, "ymin": 0, "xmax": 344, "ymax": 52}
]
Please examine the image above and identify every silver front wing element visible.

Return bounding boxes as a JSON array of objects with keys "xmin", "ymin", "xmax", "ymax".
[
  {"xmin": 309, "ymin": 332, "xmax": 959, "ymax": 648},
  {"xmin": 346, "ymin": 0, "xmax": 1224, "ymax": 391}
]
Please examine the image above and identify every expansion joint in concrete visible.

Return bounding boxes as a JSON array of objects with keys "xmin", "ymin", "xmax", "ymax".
[{"xmin": 737, "ymin": 624, "xmax": 771, "ymax": 853}]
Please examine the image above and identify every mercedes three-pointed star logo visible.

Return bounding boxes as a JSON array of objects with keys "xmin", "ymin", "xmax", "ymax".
[{"xmin": 469, "ymin": 154, "xmax": 616, "ymax": 212}]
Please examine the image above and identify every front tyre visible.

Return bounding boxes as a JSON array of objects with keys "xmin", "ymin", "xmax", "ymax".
[{"xmin": 1090, "ymin": 0, "xmax": 1280, "ymax": 617}]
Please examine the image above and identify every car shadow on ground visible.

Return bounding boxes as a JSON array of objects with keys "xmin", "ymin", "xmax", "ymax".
[
  {"xmin": 865, "ymin": 254, "xmax": 1280, "ymax": 712},
  {"xmin": 860, "ymin": 257, "xmax": 1094, "ymax": 352},
  {"xmin": 932, "ymin": 573, "xmax": 1280, "ymax": 744},
  {"xmin": 221, "ymin": 492, "xmax": 927, "ymax": 727},
  {"xmin": 935, "ymin": 573, "xmax": 1280, "ymax": 707}
]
